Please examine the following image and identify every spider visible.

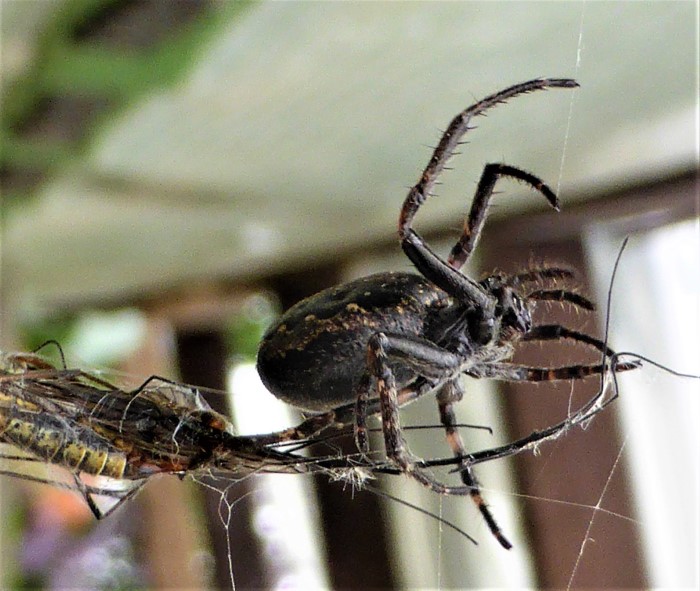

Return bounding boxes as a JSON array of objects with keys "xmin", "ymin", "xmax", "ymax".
[
  {"xmin": 256, "ymin": 78, "xmax": 638, "ymax": 549},
  {"xmin": 0, "ymin": 80, "xmax": 639, "ymax": 548}
]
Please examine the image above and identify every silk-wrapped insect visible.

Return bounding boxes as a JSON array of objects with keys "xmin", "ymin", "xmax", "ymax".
[{"xmin": 0, "ymin": 348, "xmax": 376, "ymax": 518}]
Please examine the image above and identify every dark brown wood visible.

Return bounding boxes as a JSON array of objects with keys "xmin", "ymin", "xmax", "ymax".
[
  {"xmin": 175, "ymin": 329, "xmax": 270, "ymax": 590},
  {"xmin": 481, "ymin": 236, "xmax": 647, "ymax": 589}
]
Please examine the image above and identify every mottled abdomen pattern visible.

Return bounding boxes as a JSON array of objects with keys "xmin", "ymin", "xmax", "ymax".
[{"xmin": 257, "ymin": 272, "xmax": 450, "ymax": 411}]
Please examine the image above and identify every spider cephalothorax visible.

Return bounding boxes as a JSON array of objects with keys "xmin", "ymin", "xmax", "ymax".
[
  {"xmin": 257, "ymin": 78, "xmax": 637, "ymax": 548},
  {"xmin": 470, "ymin": 275, "xmax": 534, "ymax": 347}
]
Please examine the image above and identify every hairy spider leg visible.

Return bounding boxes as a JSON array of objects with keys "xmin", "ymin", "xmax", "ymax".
[
  {"xmin": 389, "ymin": 79, "xmax": 578, "ymax": 550},
  {"xmin": 353, "ymin": 332, "xmax": 521, "ymax": 545},
  {"xmin": 439, "ymin": 335, "xmax": 637, "ymax": 539},
  {"xmin": 398, "ymin": 78, "xmax": 576, "ymax": 237},
  {"xmin": 447, "ymin": 164, "xmax": 559, "ymax": 270},
  {"xmin": 397, "ymin": 78, "xmax": 577, "ymax": 276},
  {"xmin": 270, "ymin": 380, "xmax": 440, "ymax": 452},
  {"xmin": 358, "ymin": 329, "xmax": 543, "ymax": 558},
  {"xmin": 509, "ymin": 268, "xmax": 597, "ymax": 310},
  {"xmin": 359, "ymin": 323, "xmax": 635, "ymax": 548},
  {"xmin": 425, "ymin": 288, "xmax": 610, "ymax": 550},
  {"xmin": 246, "ymin": 410, "xmax": 340, "ymax": 447},
  {"xmin": 353, "ymin": 373, "xmax": 373, "ymax": 453},
  {"xmin": 436, "ymin": 378, "xmax": 513, "ymax": 548},
  {"xmin": 510, "ymin": 267, "xmax": 578, "ymax": 284},
  {"xmin": 522, "ymin": 325, "xmax": 617, "ymax": 354},
  {"xmin": 527, "ymin": 289, "xmax": 595, "ymax": 310},
  {"xmin": 472, "ymin": 360, "xmax": 639, "ymax": 382},
  {"xmin": 516, "ymin": 323, "xmax": 641, "ymax": 377},
  {"xmin": 355, "ymin": 332, "xmax": 467, "ymax": 461}
]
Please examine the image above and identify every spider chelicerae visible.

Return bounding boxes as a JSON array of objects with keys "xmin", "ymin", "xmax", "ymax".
[{"xmin": 256, "ymin": 78, "xmax": 638, "ymax": 549}]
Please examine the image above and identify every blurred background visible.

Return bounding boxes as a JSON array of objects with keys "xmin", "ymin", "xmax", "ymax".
[{"xmin": 1, "ymin": 1, "xmax": 697, "ymax": 589}]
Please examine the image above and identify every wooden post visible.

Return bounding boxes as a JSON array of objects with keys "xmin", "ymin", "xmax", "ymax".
[
  {"xmin": 122, "ymin": 314, "xmax": 211, "ymax": 590},
  {"xmin": 481, "ymin": 228, "xmax": 647, "ymax": 589}
]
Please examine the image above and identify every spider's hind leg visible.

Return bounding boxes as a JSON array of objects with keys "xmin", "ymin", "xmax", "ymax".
[
  {"xmin": 437, "ymin": 379, "xmax": 512, "ymax": 549},
  {"xmin": 359, "ymin": 332, "xmax": 513, "ymax": 547},
  {"xmin": 355, "ymin": 333, "xmax": 460, "ymax": 470}
]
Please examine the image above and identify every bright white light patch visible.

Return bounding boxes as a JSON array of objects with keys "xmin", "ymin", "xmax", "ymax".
[
  {"xmin": 228, "ymin": 364, "xmax": 330, "ymax": 590},
  {"xmin": 587, "ymin": 218, "xmax": 700, "ymax": 589}
]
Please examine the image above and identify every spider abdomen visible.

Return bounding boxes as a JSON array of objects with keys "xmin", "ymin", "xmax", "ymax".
[{"xmin": 256, "ymin": 272, "xmax": 451, "ymax": 411}]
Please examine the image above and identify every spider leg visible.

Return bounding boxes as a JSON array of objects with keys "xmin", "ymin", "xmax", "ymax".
[
  {"xmin": 527, "ymin": 289, "xmax": 595, "ymax": 311},
  {"xmin": 510, "ymin": 267, "xmax": 576, "ymax": 284},
  {"xmin": 510, "ymin": 269, "xmax": 595, "ymax": 310},
  {"xmin": 522, "ymin": 324, "xmax": 618, "ymax": 356},
  {"xmin": 246, "ymin": 379, "xmax": 438, "ymax": 449},
  {"xmin": 399, "ymin": 78, "xmax": 576, "ymax": 237},
  {"xmin": 398, "ymin": 78, "xmax": 577, "ymax": 303},
  {"xmin": 319, "ymin": 378, "xmax": 435, "ymax": 427},
  {"xmin": 358, "ymin": 333, "xmax": 503, "ymax": 501},
  {"xmin": 356, "ymin": 339, "xmax": 465, "ymax": 455},
  {"xmin": 247, "ymin": 411, "xmax": 341, "ymax": 447},
  {"xmin": 437, "ymin": 379, "xmax": 512, "ymax": 549},
  {"xmin": 353, "ymin": 372, "xmax": 374, "ymax": 453},
  {"xmin": 472, "ymin": 359, "xmax": 639, "ymax": 382},
  {"xmin": 447, "ymin": 164, "xmax": 559, "ymax": 270},
  {"xmin": 477, "ymin": 319, "xmax": 641, "ymax": 382},
  {"xmin": 362, "ymin": 334, "xmax": 518, "ymax": 547}
]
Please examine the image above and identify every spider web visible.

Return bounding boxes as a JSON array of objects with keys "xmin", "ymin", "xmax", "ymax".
[
  {"xmin": 413, "ymin": 231, "xmax": 699, "ymax": 589},
  {"xmin": 583, "ymin": 220, "xmax": 700, "ymax": 588}
]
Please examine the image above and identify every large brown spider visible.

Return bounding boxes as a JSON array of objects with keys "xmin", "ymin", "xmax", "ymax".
[
  {"xmin": 256, "ymin": 78, "xmax": 638, "ymax": 549},
  {"xmin": 0, "ymin": 80, "xmax": 639, "ymax": 550}
]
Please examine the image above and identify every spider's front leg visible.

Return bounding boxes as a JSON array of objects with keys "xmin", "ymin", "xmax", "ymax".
[
  {"xmin": 398, "ymin": 78, "xmax": 577, "ymax": 304},
  {"xmin": 447, "ymin": 163, "xmax": 559, "ymax": 270}
]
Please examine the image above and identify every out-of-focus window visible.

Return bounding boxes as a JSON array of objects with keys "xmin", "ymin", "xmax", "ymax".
[{"xmin": 586, "ymin": 217, "xmax": 699, "ymax": 589}]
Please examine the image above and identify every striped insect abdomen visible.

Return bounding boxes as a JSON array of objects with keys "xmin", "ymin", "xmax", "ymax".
[{"xmin": 0, "ymin": 408, "xmax": 128, "ymax": 480}]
